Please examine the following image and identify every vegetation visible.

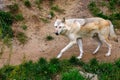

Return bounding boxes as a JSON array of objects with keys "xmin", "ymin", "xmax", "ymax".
[
  {"xmin": 0, "ymin": 11, "xmax": 14, "ymax": 39},
  {"xmin": 3, "ymin": 36, "xmax": 12, "ymax": 47},
  {"xmin": 46, "ymin": 35, "xmax": 54, "ymax": 41},
  {"xmin": 88, "ymin": 0, "xmax": 120, "ymax": 29},
  {"xmin": 35, "ymin": 0, "xmax": 55, "ymax": 9},
  {"xmin": 0, "ymin": 57, "xmax": 120, "ymax": 80},
  {"xmin": 0, "ymin": 10, "xmax": 26, "ymax": 45},
  {"xmin": 24, "ymin": 0, "xmax": 31, "ymax": 8},
  {"xmin": 16, "ymin": 32, "xmax": 28, "ymax": 44},
  {"xmin": 49, "ymin": 10, "xmax": 55, "ymax": 19},
  {"xmin": 0, "ymin": 2, "xmax": 27, "ymax": 45},
  {"xmin": 21, "ymin": 24, "xmax": 28, "ymax": 30},
  {"xmin": 35, "ymin": 0, "xmax": 43, "ymax": 5},
  {"xmin": 62, "ymin": 69, "xmax": 85, "ymax": 80},
  {"xmin": 7, "ymin": 3, "xmax": 19, "ymax": 13},
  {"xmin": 40, "ymin": 17, "xmax": 49, "ymax": 23},
  {"xmin": 35, "ymin": 0, "xmax": 43, "ymax": 9},
  {"xmin": 51, "ymin": 5, "xmax": 65, "ymax": 14},
  {"xmin": 14, "ymin": 13, "xmax": 24, "ymax": 21}
]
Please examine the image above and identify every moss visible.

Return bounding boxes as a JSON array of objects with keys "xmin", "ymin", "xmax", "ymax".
[{"xmin": 24, "ymin": 0, "xmax": 31, "ymax": 8}]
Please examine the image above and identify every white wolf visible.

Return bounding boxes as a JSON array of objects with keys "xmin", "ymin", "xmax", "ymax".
[{"xmin": 54, "ymin": 17, "xmax": 118, "ymax": 59}]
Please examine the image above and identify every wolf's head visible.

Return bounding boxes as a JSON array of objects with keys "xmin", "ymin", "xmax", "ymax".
[{"xmin": 54, "ymin": 17, "xmax": 68, "ymax": 35}]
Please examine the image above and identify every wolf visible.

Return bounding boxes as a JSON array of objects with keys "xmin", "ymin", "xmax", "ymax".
[{"xmin": 54, "ymin": 17, "xmax": 118, "ymax": 59}]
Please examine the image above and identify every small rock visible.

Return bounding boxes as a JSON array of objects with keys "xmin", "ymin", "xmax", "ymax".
[
  {"xmin": 47, "ymin": 14, "xmax": 52, "ymax": 19},
  {"xmin": 0, "ymin": 0, "xmax": 4, "ymax": 10},
  {"xmin": 80, "ymin": 71, "xmax": 98, "ymax": 80}
]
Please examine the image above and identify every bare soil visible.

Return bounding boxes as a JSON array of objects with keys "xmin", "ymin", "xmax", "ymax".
[{"xmin": 0, "ymin": 0, "xmax": 120, "ymax": 68}]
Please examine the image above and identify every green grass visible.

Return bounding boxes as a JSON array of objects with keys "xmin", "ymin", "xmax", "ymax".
[
  {"xmin": 0, "ymin": 11, "xmax": 26, "ymax": 46},
  {"xmin": 46, "ymin": 35, "xmax": 54, "ymax": 41},
  {"xmin": 0, "ymin": 57, "xmax": 120, "ymax": 80},
  {"xmin": 0, "ymin": 11, "xmax": 28, "ymax": 46},
  {"xmin": 14, "ymin": 13, "xmax": 24, "ymax": 21},
  {"xmin": 88, "ymin": 1, "xmax": 100, "ymax": 16},
  {"xmin": 35, "ymin": 0, "xmax": 43, "ymax": 5},
  {"xmin": 108, "ymin": 0, "xmax": 120, "ymax": 10},
  {"xmin": 51, "ymin": 5, "xmax": 65, "ymax": 14},
  {"xmin": 40, "ymin": 17, "xmax": 49, "ymax": 23},
  {"xmin": 21, "ymin": 24, "xmax": 27, "ymax": 30},
  {"xmin": 7, "ymin": 3, "xmax": 19, "ymax": 13},
  {"xmin": 49, "ymin": 10, "xmax": 55, "ymax": 18},
  {"xmin": 0, "ymin": 11, "xmax": 14, "ymax": 26},
  {"xmin": 3, "ymin": 36, "xmax": 12, "ymax": 47},
  {"xmin": 115, "ymin": 59, "xmax": 120, "ymax": 67},
  {"xmin": 0, "ymin": 11, "xmax": 14, "ymax": 39},
  {"xmin": 24, "ymin": 0, "xmax": 31, "ymax": 8},
  {"xmin": 35, "ymin": 0, "xmax": 43, "ymax": 9},
  {"xmin": 62, "ymin": 69, "xmax": 85, "ymax": 80},
  {"xmin": 16, "ymin": 32, "xmax": 28, "ymax": 44}
]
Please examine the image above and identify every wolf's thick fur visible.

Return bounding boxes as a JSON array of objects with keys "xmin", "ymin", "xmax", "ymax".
[{"xmin": 54, "ymin": 17, "xmax": 118, "ymax": 59}]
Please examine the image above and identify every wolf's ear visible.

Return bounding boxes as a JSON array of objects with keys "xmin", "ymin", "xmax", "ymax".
[{"xmin": 62, "ymin": 17, "xmax": 65, "ymax": 23}]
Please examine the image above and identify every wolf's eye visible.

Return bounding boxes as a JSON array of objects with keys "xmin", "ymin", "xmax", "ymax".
[
  {"xmin": 55, "ymin": 26, "xmax": 57, "ymax": 28},
  {"xmin": 59, "ymin": 26, "xmax": 61, "ymax": 28}
]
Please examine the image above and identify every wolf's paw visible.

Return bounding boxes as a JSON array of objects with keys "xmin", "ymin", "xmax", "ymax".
[
  {"xmin": 93, "ymin": 51, "xmax": 97, "ymax": 54},
  {"xmin": 57, "ymin": 54, "xmax": 62, "ymax": 58},
  {"xmin": 105, "ymin": 53, "xmax": 111, "ymax": 57},
  {"xmin": 93, "ymin": 50, "xmax": 98, "ymax": 54},
  {"xmin": 77, "ymin": 56, "xmax": 82, "ymax": 59}
]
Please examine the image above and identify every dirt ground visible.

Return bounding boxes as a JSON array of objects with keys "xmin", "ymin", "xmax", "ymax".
[{"xmin": 0, "ymin": 0, "xmax": 120, "ymax": 68}]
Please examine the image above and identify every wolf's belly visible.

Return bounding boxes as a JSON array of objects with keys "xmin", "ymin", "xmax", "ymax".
[{"xmin": 77, "ymin": 30, "xmax": 97, "ymax": 38}]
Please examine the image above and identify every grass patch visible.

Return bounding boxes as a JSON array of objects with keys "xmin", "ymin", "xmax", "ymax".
[
  {"xmin": 35, "ymin": 0, "xmax": 43, "ymax": 9},
  {"xmin": 24, "ymin": 0, "xmax": 31, "ymax": 8},
  {"xmin": 0, "ymin": 11, "xmax": 14, "ymax": 26},
  {"xmin": 7, "ymin": 3, "xmax": 19, "ymax": 13},
  {"xmin": 16, "ymin": 32, "xmax": 28, "ymax": 44},
  {"xmin": 35, "ymin": 0, "xmax": 43, "ymax": 5},
  {"xmin": 49, "ymin": 10, "xmax": 55, "ymax": 18},
  {"xmin": 14, "ymin": 13, "xmax": 24, "ymax": 21},
  {"xmin": 107, "ymin": 0, "xmax": 120, "ymax": 10},
  {"xmin": 3, "ymin": 36, "xmax": 12, "ymax": 47},
  {"xmin": 46, "ymin": 35, "xmax": 54, "ymax": 41},
  {"xmin": 0, "ymin": 57, "xmax": 120, "ymax": 80},
  {"xmin": 69, "ymin": 56, "xmax": 79, "ymax": 65},
  {"xmin": 115, "ymin": 59, "xmax": 120, "ymax": 67},
  {"xmin": 62, "ymin": 69, "xmax": 85, "ymax": 80},
  {"xmin": 51, "ymin": 5, "xmax": 65, "ymax": 14},
  {"xmin": 40, "ymin": 17, "xmax": 49, "ymax": 23},
  {"xmin": 21, "ymin": 24, "xmax": 27, "ymax": 30},
  {"xmin": 0, "ymin": 11, "xmax": 26, "ymax": 46},
  {"xmin": 0, "ymin": 11, "xmax": 14, "ymax": 39}
]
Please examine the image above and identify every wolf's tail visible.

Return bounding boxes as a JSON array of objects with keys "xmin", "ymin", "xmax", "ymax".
[{"xmin": 108, "ymin": 20, "xmax": 118, "ymax": 42}]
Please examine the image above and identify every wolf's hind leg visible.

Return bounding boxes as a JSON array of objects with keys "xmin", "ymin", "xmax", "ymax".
[
  {"xmin": 103, "ymin": 39, "xmax": 112, "ymax": 56},
  {"xmin": 99, "ymin": 35, "xmax": 112, "ymax": 56}
]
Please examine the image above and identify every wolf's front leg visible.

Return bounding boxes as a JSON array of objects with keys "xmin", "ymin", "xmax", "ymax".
[
  {"xmin": 77, "ymin": 39, "xmax": 84, "ymax": 59},
  {"xmin": 57, "ymin": 41, "xmax": 76, "ymax": 58}
]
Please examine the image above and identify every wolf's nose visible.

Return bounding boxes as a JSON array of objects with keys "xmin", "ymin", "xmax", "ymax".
[{"xmin": 55, "ymin": 32, "xmax": 59, "ymax": 35}]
